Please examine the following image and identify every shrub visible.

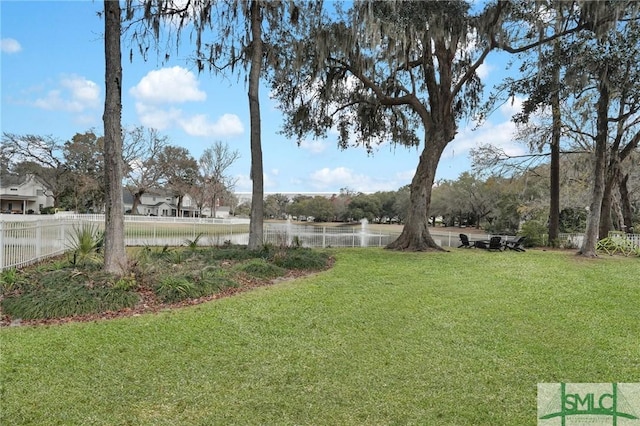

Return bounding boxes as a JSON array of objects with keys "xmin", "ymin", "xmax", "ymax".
[
  {"xmin": 0, "ymin": 268, "xmax": 22, "ymax": 294},
  {"xmin": 184, "ymin": 233, "xmax": 204, "ymax": 250},
  {"xmin": 154, "ymin": 271, "xmax": 238, "ymax": 303},
  {"xmin": 67, "ymin": 223, "xmax": 104, "ymax": 266},
  {"xmin": 559, "ymin": 208, "xmax": 587, "ymax": 233},
  {"xmin": 236, "ymin": 259, "xmax": 287, "ymax": 279},
  {"xmin": 193, "ymin": 267, "xmax": 238, "ymax": 295},
  {"xmin": 519, "ymin": 221, "xmax": 547, "ymax": 247},
  {"xmin": 0, "ymin": 271, "xmax": 139, "ymax": 320},
  {"xmin": 268, "ymin": 248, "xmax": 330, "ymax": 270},
  {"xmin": 154, "ymin": 277, "xmax": 198, "ymax": 303},
  {"xmin": 204, "ymin": 246, "xmax": 261, "ymax": 261}
]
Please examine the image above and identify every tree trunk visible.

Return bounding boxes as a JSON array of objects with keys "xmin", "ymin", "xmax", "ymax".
[
  {"xmin": 619, "ymin": 173, "xmax": 634, "ymax": 233},
  {"xmin": 579, "ymin": 67, "xmax": 609, "ymax": 257},
  {"xmin": 247, "ymin": 0, "xmax": 264, "ymax": 250},
  {"xmin": 549, "ymin": 85, "xmax": 561, "ymax": 244},
  {"xmin": 387, "ymin": 131, "xmax": 447, "ymax": 251},
  {"xmin": 176, "ymin": 194, "xmax": 184, "ymax": 217},
  {"xmin": 102, "ymin": 0, "xmax": 127, "ymax": 275},
  {"xmin": 548, "ymin": 12, "xmax": 562, "ymax": 245},
  {"xmin": 598, "ymin": 160, "xmax": 619, "ymax": 239},
  {"xmin": 131, "ymin": 191, "xmax": 143, "ymax": 215}
]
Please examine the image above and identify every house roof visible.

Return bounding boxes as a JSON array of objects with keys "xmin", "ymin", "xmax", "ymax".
[{"xmin": 0, "ymin": 173, "xmax": 45, "ymax": 189}]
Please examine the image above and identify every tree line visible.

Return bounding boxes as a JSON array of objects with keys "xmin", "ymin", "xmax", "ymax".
[{"xmin": 239, "ymin": 153, "xmax": 639, "ymax": 245}]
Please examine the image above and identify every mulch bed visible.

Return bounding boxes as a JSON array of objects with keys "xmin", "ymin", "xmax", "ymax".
[{"xmin": 0, "ymin": 268, "xmax": 322, "ymax": 328}]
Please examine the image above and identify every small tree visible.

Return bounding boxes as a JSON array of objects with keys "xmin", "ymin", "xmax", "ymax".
[
  {"xmin": 157, "ymin": 146, "xmax": 198, "ymax": 217},
  {"xmin": 123, "ymin": 127, "xmax": 169, "ymax": 215},
  {"xmin": 198, "ymin": 141, "xmax": 240, "ymax": 218}
]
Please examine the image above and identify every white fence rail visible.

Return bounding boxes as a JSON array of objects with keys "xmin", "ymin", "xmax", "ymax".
[
  {"xmin": 2, "ymin": 216, "xmax": 638, "ymax": 271},
  {"xmin": 0, "ymin": 216, "xmax": 401, "ymax": 271}
]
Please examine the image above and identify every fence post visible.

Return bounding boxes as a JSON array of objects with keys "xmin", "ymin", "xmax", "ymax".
[
  {"xmin": 322, "ymin": 227, "xmax": 326, "ymax": 248},
  {"xmin": 0, "ymin": 222, "xmax": 4, "ymax": 271},
  {"xmin": 59, "ymin": 220, "xmax": 66, "ymax": 252},
  {"xmin": 36, "ymin": 220, "xmax": 42, "ymax": 260}
]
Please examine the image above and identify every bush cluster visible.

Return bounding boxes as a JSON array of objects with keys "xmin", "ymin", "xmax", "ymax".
[{"xmin": 1, "ymin": 245, "xmax": 332, "ymax": 321}]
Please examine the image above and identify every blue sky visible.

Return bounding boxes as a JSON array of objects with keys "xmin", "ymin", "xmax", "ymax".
[{"xmin": 1, "ymin": 1, "xmax": 525, "ymax": 194}]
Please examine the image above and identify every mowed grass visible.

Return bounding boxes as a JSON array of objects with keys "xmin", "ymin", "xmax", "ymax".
[{"xmin": 1, "ymin": 249, "xmax": 638, "ymax": 425}]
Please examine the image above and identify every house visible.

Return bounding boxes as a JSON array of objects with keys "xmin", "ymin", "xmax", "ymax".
[
  {"xmin": 0, "ymin": 174, "xmax": 54, "ymax": 214},
  {"xmin": 122, "ymin": 188, "xmax": 202, "ymax": 217}
]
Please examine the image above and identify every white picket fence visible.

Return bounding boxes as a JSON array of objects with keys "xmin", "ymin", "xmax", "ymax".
[
  {"xmin": 0, "ymin": 215, "xmax": 401, "ymax": 271},
  {"xmin": 2, "ymin": 215, "xmax": 638, "ymax": 271}
]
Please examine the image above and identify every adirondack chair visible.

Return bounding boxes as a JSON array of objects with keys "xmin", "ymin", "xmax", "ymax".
[
  {"xmin": 458, "ymin": 234, "xmax": 474, "ymax": 248},
  {"xmin": 505, "ymin": 236, "xmax": 526, "ymax": 252},
  {"xmin": 476, "ymin": 236, "xmax": 503, "ymax": 251},
  {"xmin": 487, "ymin": 236, "xmax": 504, "ymax": 251}
]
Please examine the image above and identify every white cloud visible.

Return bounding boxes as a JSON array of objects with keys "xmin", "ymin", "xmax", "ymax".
[
  {"xmin": 135, "ymin": 103, "xmax": 243, "ymax": 137},
  {"xmin": 476, "ymin": 63, "xmax": 492, "ymax": 80},
  {"xmin": 1, "ymin": 38, "xmax": 21, "ymax": 53},
  {"xmin": 130, "ymin": 67, "xmax": 243, "ymax": 138},
  {"xmin": 33, "ymin": 75, "xmax": 100, "ymax": 112},
  {"xmin": 445, "ymin": 119, "xmax": 525, "ymax": 159},
  {"xmin": 308, "ymin": 166, "xmax": 406, "ymax": 193},
  {"xmin": 135, "ymin": 103, "xmax": 183, "ymax": 130},
  {"xmin": 129, "ymin": 66, "xmax": 206, "ymax": 104},
  {"xmin": 179, "ymin": 113, "xmax": 244, "ymax": 137},
  {"xmin": 499, "ymin": 95, "xmax": 524, "ymax": 119},
  {"xmin": 299, "ymin": 139, "xmax": 327, "ymax": 154},
  {"xmin": 234, "ymin": 172, "xmax": 277, "ymax": 192}
]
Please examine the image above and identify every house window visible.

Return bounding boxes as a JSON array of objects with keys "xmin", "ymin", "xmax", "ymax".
[
  {"xmin": 10, "ymin": 188, "xmax": 17, "ymax": 191},
  {"xmin": 37, "ymin": 189, "xmax": 44, "ymax": 196}
]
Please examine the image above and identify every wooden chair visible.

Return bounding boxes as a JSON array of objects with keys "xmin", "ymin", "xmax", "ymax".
[
  {"xmin": 487, "ymin": 236, "xmax": 504, "ymax": 251},
  {"xmin": 505, "ymin": 236, "xmax": 526, "ymax": 252},
  {"xmin": 458, "ymin": 234, "xmax": 473, "ymax": 248},
  {"xmin": 476, "ymin": 236, "xmax": 503, "ymax": 251}
]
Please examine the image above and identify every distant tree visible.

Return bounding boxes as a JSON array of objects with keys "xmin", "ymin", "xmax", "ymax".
[
  {"xmin": 306, "ymin": 196, "xmax": 335, "ymax": 222},
  {"xmin": 392, "ymin": 185, "xmax": 411, "ymax": 225},
  {"xmin": 372, "ymin": 191, "xmax": 399, "ymax": 223},
  {"xmin": 289, "ymin": 195, "xmax": 313, "ymax": 219},
  {"xmin": 123, "ymin": 127, "xmax": 169, "ymax": 215},
  {"xmin": 1, "ymin": 133, "xmax": 70, "ymax": 207},
  {"xmin": 235, "ymin": 201, "xmax": 251, "ymax": 217},
  {"xmin": 0, "ymin": 145, "xmax": 10, "ymax": 176},
  {"xmin": 346, "ymin": 194, "xmax": 381, "ymax": 223},
  {"xmin": 264, "ymin": 193, "xmax": 290, "ymax": 219},
  {"xmin": 331, "ymin": 188, "xmax": 356, "ymax": 222},
  {"xmin": 157, "ymin": 146, "xmax": 198, "ymax": 216},
  {"xmin": 198, "ymin": 141, "xmax": 240, "ymax": 218},
  {"xmin": 62, "ymin": 131, "xmax": 105, "ymax": 212}
]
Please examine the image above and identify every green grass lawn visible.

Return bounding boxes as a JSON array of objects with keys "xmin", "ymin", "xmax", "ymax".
[{"xmin": 1, "ymin": 249, "xmax": 638, "ymax": 425}]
